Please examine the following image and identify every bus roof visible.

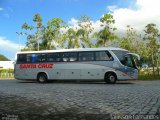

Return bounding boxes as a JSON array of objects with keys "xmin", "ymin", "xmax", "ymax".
[{"xmin": 16, "ymin": 47, "xmax": 128, "ymax": 54}]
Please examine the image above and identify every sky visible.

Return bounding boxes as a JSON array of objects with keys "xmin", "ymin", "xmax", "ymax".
[{"xmin": 0, "ymin": 0, "xmax": 160, "ymax": 60}]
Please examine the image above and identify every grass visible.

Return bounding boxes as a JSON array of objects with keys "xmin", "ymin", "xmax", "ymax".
[
  {"xmin": 138, "ymin": 75, "xmax": 160, "ymax": 80},
  {"xmin": 0, "ymin": 76, "xmax": 14, "ymax": 79},
  {"xmin": 138, "ymin": 68, "xmax": 160, "ymax": 80}
]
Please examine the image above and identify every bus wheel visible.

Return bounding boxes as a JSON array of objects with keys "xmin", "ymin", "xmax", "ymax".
[
  {"xmin": 37, "ymin": 73, "xmax": 48, "ymax": 83},
  {"xmin": 105, "ymin": 73, "xmax": 117, "ymax": 84}
]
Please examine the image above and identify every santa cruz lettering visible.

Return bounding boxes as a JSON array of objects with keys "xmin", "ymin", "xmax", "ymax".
[{"xmin": 19, "ymin": 64, "xmax": 54, "ymax": 69}]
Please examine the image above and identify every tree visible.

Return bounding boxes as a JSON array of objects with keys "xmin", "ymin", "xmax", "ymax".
[
  {"xmin": 95, "ymin": 13, "xmax": 117, "ymax": 47},
  {"xmin": 119, "ymin": 25, "xmax": 148, "ymax": 67},
  {"xmin": 43, "ymin": 18, "xmax": 65, "ymax": 49},
  {"xmin": 120, "ymin": 25, "xmax": 147, "ymax": 57},
  {"xmin": 33, "ymin": 13, "xmax": 43, "ymax": 51},
  {"xmin": 65, "ymin": 16, "xmax": 94, "ymax": 48},
  {"xmin": 21, "ymin": 13, "xmax": 45, "ymax": 51},
  {"xmin": 21, "ymin": 14, "xmax": 66, "ymax": 50},
  {"xmin": 22, "ymin": 22, "xmax": 34, "ymax": 31},
  {"xmin": 65, "ymin": 28, "xmax": 77, "ymax": 48},
  {"xmin": 143, "ymin": 23, "xmax": 159, "ymax": 75},
  {"xmin": 21, "ymin": 23, "xmax": 35, "ymax": 51},
  {"xmin": 77, "ymin": 16, "xmax": 94, "ymax": 48}
]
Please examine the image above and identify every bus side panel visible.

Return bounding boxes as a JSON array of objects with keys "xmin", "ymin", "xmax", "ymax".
[
  {"xmin": 15, "ymin": 62, "xmax": 138, "ymax": 81},
  {"xmin": 64, "ymin": 69, "xmax": 81, "ymax": 80},
  {"xmin": 115, "ymin": 66, "xmax": 138, "ymax": 80},
  {"xmin": 48, "ymin": 64, "xmax": 81, "ymax": 80},
  {"xmin": 14, "ymin": 64, "xmax": 26, "ymax": 80},
  {"xmin": 48, "ymin": 63, "xmax": 105, "ymax": 80}
]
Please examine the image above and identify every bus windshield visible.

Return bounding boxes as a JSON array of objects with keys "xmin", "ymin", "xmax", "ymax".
[{"xmin": 112, "ymin": 50, "xmax": 139, "ymax": 69}]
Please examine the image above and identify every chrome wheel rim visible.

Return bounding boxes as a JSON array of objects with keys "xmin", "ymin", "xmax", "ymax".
[
  {"xmin": 39, "ymin": 76, "xmax": 45, "ymax": 82},
  {"xmin": 109, "ymin": 75, "xmax": 115, "ymax": 82}
]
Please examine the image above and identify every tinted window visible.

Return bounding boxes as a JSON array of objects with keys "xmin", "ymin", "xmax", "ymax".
[
  {"xmin": 112, "ymin": 50, "xmax": 128, "ymax": 63},
  {"xmin": 47, "ymin": 53, "xmax": 61, "ymax": 62},
  {"xmin": 124, "ymin": 55, "xmax": 134, "ymax": 67},
  {"xmin": 95, "ymin": 51, "xmax": 113, "ymax": 61},
  {"xmin": 32, "ymin": 54, "xmax": 37, "ymax": 63},
  {"xmin": 61, "ymin": 52, "xmax": 78, "ymax": 62},
  {"xmin": 37, "ymin": 54, "xmax": 46, "ymax": 62},
  {"xmin": 69, "ymin": 53, "xmax": 77, "ymax": 62},
  {"xmin": 26, "ymin": 54, "xmax": 32, "ymax": 63},
  {"xmin": 112, "ymin": 50, "xmax": 137, "ymax": 68},
  {"xmin": 17, "ymin": 54, "xmax": 32, "ymax": 63},
  {"xmin": 17, "ymin": 54, "xmax": 27, "ymax": 63},
  {"xmin": 79, "ymin": 52, "xmax": 94, "ymax": 61}
]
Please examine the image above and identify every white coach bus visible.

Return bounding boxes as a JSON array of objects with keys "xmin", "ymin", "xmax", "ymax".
[{"xmin": 14, "ymin": 47, "xmax": 140, "ymax": 84}]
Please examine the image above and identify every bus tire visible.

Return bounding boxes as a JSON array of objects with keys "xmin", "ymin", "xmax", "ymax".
[
  {"xmin": 37, "ymin": 73, "xmax": 48, "ymax": 83},
  {"xmin": 105, "ymin": 72, "xmax": 117, "ymax": 84}
]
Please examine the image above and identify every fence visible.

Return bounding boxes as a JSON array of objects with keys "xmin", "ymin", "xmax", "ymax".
[{"xmin": 0, "ymin": 73, "xmax": 14, "ymax": 78}]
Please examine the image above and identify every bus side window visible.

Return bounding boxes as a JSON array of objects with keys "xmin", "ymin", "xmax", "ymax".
[
  {"xmin": 17, "ymin": 54, "xmax": 27, "ymax": 64},
  {"xmin": 47, "ymin": 53, "xmax": 54, "ymax": 62},
  {"xmin": 26, "ymin": 54, "xmax": 32, "ymax": 63},
  {"xmin": 47, "ymin": 53, "xmax": 61, "ymax": 62},
  {"xmin": 32, "ymin": 54, "xmax": 37, "ymax": 63},
  {"xmin": 106, "ymin": 51, "xmax": 114, "ymax": 60},
  {"xmin": 124, "ymin": 55, "xmax": 134, "ymax": 67},
  {"xmin": 79, "ymin": 52, "xmax": 94, "ymax": 61},
  {"xmin": 61, "ymin": 52, "xmax": 78, "ymax": 62},
  {"xmin": 95, "ymin": 51, "xmax": 113, "ymax": 61},
  {"xmin": 62, "ymin": 53, "xmax": 69, "ymax": 62},
  {"xmin": 37, "ymin": 54, "xmax": 46, "ymax": 62},
  {"xmin": 68, "ymin": 52, "xmax": 77, "ymax": 62}
]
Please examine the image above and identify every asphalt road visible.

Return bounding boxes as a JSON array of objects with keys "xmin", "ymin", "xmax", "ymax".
[{"xmin": 0, "ymin": 79, "xmax": 160, "ymax": 120}]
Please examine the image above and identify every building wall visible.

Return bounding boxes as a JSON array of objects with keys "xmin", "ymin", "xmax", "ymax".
[{"xmin": 0, "ymin": 61, "xmax": 14, "ymax": 69}]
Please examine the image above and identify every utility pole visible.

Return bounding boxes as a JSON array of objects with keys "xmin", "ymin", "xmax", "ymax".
[
  {"xmin": 37, "ymin": 26, "xmax": 42, "ymax": 51},
  {"xmin": 37, "ymin": 31, "xmax": 39, "ymax": 51},
  {"xmin": 16, "ymin": 32, "xmax": 23, "ymax": 51}
]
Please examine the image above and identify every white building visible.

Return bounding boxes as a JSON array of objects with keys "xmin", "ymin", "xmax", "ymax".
[{"xmin": 0, "ymin": 61, "xmax": 14, "ymax": 69}]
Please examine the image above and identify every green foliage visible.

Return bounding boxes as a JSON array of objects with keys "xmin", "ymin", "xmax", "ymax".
[
  {"xmin": 21, "ymin": 22, "xmax": 36, "ymax": 51},
  {"xmin": 64, "ymin": 15, "xmax": 94, "ymax": 49},
  {"xmin": 0, "ymin": 69, "xmax": 14, "ymax": 79},
  {"xmin": 45, "ymin": 18, "xmax": 65, "ymax": 49},
  {"xmin": 0, "ymin": 69, "xmax": 14, "ymax": 73},
  {"xmin": 77, "ymin": 15, "xmax": 94, "ymax": 48},
  {"xmin": 138, "ymin": 75, "xmax": 160, "ymax": 80},
  {"xmin": 0, "ymin": 55, "xmax": 10, "ymax": 61},
  {"xmin": 21, "ymin": 13, "xmax": 116, "ymax": 49},
  {"xmin": 119, "ymin": 25, "xmax": 148, "ymax": 60},
  {"xmin": 100, "ymin": 13, "xmax": 115, "ymax": 24},
  {"xmin": 21, "ymin": 14, "xmax": 66, "ymax": 50},
  {"xmin": 78, "ymin": 15, "xmax": 91, "ymax": 23},
  {"xmin": 144, "ymin": 23, "xmax": 159, "ymax": 56},
  {"xmin": 65, "ymin": 28, "xmax": 78, "ymax": 48},
  {"xmin": 143, "ymin": 23, "xmax": 159, "ymax": 75},
  {"xmin": 95, "ymin": 13, "xmax": 117, "ymax": 47},
  {"xmin": 33, "ymin": 13, "xmax": 42, "ymax": 27},
  {"xmin": 22, "ymin": 23, "xmax": 34, "ymax": 31},
  {"xmin": 138, "ymin": 67, "xmax": 160, "ymax": 80}
]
